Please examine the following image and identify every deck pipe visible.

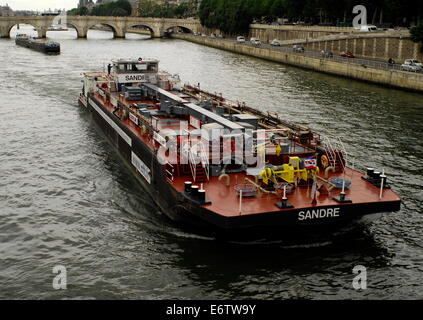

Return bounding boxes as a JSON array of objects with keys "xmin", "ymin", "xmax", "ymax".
[
  {"xmin": 184, "ymin": 181, "xmax": 192, "ymax": 193},
  {"xmin": 198, "ymin": 189, "xmax": 206, "ymax": 203},
  {"xmin": 191, "ymin": 185, "xmax": 199, "ymax": 199},
  {"xmin": 380, "ymin": 174, "xmax": 387, "ymax": 185}
]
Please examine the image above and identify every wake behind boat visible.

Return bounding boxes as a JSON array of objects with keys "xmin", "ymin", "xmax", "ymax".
[{"xmin": 78, "ymin": 57, "xmax": 401, "ymax": 239}]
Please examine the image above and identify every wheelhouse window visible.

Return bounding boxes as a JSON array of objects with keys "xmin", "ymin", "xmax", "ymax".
[
  {"xmin": 147, "ymin": 63, "xmax": 158, "ymax": 72},
  {"xmin": 133, "ymin": 64, "xmax": 147, "ymax": 71}
]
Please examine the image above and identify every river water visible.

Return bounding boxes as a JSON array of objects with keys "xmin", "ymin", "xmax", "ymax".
[{"xmin": 0, "ymin": 26, "xmax": 422, "ymax": 300}]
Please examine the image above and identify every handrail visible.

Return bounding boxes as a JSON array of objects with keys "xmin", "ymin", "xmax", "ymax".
[
  {"xmin": 199, "ymin": 142, "xmax": 210, "ymax": 181},
  {"xmin": 188, "ymin": 147, "xmax": 196, "ymax": 182},
  {"xmin": 336, "ymin": 137, "xmax": 348, "ymax": 173},
  {"xmin": 322, "ymin": 135, "xmax": 337, "ymax": 168}
]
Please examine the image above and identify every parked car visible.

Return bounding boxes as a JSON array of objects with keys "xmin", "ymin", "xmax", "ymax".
[
  {"xmin": 293, "ymin": 44, "xmax": 305, "ymax": 53},
  {"xmin": 403, "ymin": 59, "xmax": 423, "ymax": 68},
  {"xmin": 270, "ymin": 39, "xmax": 281, "ymax": 46},
  {"xmin": 359, "ymin": 25, "xmax": 378, "ymax": 32},
  {"xmin": 320, "ymin": 50, "xmax": 333, "ymax": 58},
  {"xmin": 400, "ymin": 62, "xmax": 422, "ymax": 72},
  {"xmin": 236, "ymin": 36, "xmax": 246, "ymax": 43},
  {"xmin": 340, "ymin": 51, "xmax": 355, "ymax": 58}
]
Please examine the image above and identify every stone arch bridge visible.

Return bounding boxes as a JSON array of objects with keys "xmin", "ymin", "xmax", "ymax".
[{"xmin": 0, "ymin": 15, "xmax": 202, "ymax": 38}]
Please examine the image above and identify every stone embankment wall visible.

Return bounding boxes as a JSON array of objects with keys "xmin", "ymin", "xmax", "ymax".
[
  {"xmin": 172, "ymin": 33, "xmax": 423, "ymax": 93},
  {"xmin": 249, "ymin": 24, "xmax": 353, "ymax": 42}
]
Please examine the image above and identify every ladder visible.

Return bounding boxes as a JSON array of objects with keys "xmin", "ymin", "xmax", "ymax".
[{"xmin": 188, "ymin": 141, "xmax": 210, "ymax": 183}]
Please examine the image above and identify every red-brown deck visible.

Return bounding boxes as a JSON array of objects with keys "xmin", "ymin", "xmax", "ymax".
[{"xmin": 171, "ymin": 168, "xmax": 400, "ymax": 217}]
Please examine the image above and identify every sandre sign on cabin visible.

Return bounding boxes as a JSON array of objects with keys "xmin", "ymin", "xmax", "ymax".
[{"xmin": 117, "ymin": 73, "xmax": 147, "ymax": 83}]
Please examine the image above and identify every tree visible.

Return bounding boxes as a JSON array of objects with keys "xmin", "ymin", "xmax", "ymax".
[
  {"xmin": 270, "ymin": 0, "xmax": 284, "ymax": 18},
  {"xmin": 67, "ymin": 6, "xmax": 88, "ymax": 16},
  {"xmin": 410, "ymin": 21, "xmax": 423, "ymax": 51},
  {"xmin": 138, "ymin": 0, "xmax": 159, "ymax": 17},
  {"xmin": 111, "ymin": 7, "xmax": 129, "ymax": 17}
]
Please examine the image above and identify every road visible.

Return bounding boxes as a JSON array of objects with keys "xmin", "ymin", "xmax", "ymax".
[{"xmin": 189, "ymin": 33, "xmax": 422, "ymax": 74}]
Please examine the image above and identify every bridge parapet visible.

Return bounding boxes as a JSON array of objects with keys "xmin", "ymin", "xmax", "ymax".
[{"xmin": 0, "ymin": 15, "xmax": 201, "ymax": 38}]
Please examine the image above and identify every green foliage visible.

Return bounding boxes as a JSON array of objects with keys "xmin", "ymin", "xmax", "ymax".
[
  {"xmin": 68, "ymin": 6, "xmax": 89, "ymax": 16},
  {"xmin": 410, "ymin": 22, "xmax": 423, "ymax": 52},
  {"xmin": 91, "ymin": 0, "xmax": 132, "ymax": 16},
  {"xmin": 410, "ymin": 22, "xmax": 423, "ymax": 44},
  {"xmin": 200, "ymin": 0, "xmax": 252, "ymax": 35},
  {"xmin": 199, "ymin": 0, "xmax": 423, "ymax": 35},
  {"xmin": 138, "ymin": 0, "xmax": 198, "ymax": 19},
  {"xmin": 68, "ymin": 0, "xmax": 132, "ymax": 17}
]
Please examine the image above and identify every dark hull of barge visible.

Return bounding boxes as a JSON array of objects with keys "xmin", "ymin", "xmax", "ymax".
[
  {"xmin": 15, "ymin": 38, "xmax": 60, "ymax": 54},
  {"xmin": 79, "ymin": 93, "xmax": 401, "ymax": 240}
]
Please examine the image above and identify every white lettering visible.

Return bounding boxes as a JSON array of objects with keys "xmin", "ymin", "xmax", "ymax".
[
  {"xmin": 334, "ymin": 207, "xmax": 340, "ymax": 217},
  {"xmin": 131, "ymin": 152, "xmax": 151, "ymax": 184},
  {"xmin": 117, "ymin": 73, "xmax": 147, "ymax": 83},
  {"xmin": 167, "ymin": 305, "xmax": 200, "ymax": 318},
  {"xmin": 305, "ymin": 211, "xmax": 311, "ymax": 219},
  {"xmin": 298, "ymin": 208, "xmax": 341, "ymax": 220}
]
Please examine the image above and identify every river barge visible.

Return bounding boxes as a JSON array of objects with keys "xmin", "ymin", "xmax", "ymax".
[
  {"xmin": 79, "ymin": 58, "xmax": 401, "ymax": 239},
  {"xmin": 15, "ymin": 34, "xmax": 60, "ymax": 54}
]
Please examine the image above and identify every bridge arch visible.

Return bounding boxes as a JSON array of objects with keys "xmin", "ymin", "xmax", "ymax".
[
  {"xmin": 126, "ymin": 24, "xmax": 155, "ymax": 38},
  {"xmin": 64, "ymin": 22, "xmax": 85, "ymax": 38},
  {"xmin": 166, "ymin": 25, "xmax": 193, "ymax": 34},
  {"xmin": 87, "ymin": 22, "xmax": 121, "ymax": 38},
  {"xmin": 7, "ymin": 23, "xmax": 38, "ymax": 38}
]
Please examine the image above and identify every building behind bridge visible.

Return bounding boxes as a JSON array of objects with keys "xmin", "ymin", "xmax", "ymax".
[
  {"xmin": 78, "ymin": 0, "xmax": 141, "ymax": 16},
  {"xmin": 0, "ymin": 4, "xmax": 13, "ymax": 16}
]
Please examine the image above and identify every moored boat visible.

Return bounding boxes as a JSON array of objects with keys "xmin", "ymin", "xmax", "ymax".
[
  {"xmin": 15, "ymin": 34, "xmax": 60, "ymax": 55},
  {"xmin": 78, "ymin": 58, "xmax": 401, "ymax": 239}
]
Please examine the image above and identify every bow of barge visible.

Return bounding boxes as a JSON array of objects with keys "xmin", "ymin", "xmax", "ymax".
[{"xmin": 78, "ymin": 58, "xmax": 401, "ymax": 238}]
